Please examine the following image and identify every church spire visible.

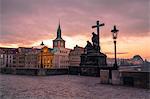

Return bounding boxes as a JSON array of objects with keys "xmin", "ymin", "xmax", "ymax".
[
  {"xmin": 53, "ymin": 20, "xmax": 65, "ymax": 48},
  {"xmin": 57, "ymin": 21, "xmax": 62, "ymax": 39}
]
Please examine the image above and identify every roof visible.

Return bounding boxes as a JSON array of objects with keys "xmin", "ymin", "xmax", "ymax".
[{"xmin": 53, "ymin": 38, "xmax": 65, "ymax": 41}]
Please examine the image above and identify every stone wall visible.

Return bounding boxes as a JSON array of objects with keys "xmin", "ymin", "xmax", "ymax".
[
  {"xmin": 121, "ymin": 71, "xmax": 150, "ymax": 89},
  {"xmin": 0, "ymin": 67, "xmax": 68, "ymax": 76}
]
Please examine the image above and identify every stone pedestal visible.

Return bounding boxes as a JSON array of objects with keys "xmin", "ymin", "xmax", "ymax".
[
  {"xmin": 100, "ymin": 70, "xmax": 109, "ymax": 84},
  {"xmin": 112, "ymin": 70, "xmax": 120, "ymax": 85},
  {"xmin": 80, "ymin": 52, "xmax": 107, "ymax": 67}
]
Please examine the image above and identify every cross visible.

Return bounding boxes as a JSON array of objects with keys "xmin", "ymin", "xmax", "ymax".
[{"xmin": 92, "ymin": 20, "xmax": 105, "ymax": 51}]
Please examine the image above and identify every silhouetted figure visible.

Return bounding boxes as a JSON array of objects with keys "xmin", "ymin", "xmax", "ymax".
[
  {"xmin": 92, "ymin": 32, "xmax": 99, "ymax": 52},
  {"xmin": 85, "ymin": 41, "xmax": 93, "ymax": 54}
]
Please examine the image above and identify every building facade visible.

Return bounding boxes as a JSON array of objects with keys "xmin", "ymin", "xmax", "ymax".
[
  {"xmin": 131, "ymin": 55, "xmax": 144, "ymax": 65},
  {"xmin": 38, "ymin": 46, "xmax": 54, "ymax": 68},
  {"xmin": 107, "ymin": 55, "xmax": 144, "ymax": 66},
  {"xmin": 0, "ymin": 48, "xmax": 17, "ymax": 67},
  {"xmin": 13, "ymin": 53, "xmax": 25, "ymax": 67},
  {"xmin": 52, "ymin": 48, "xmax": 70, "ymax": 68},
  {"xmin": 107, "ymin": 58, "xmax": 121, "ymax": 66},
  {"xmin": 69, "ymin": 45, "xmax": 84, "ymax": 66},
  {"xmin": 25, "ymin": 48, "xmax": 40, "ymax": 68},
  {"xmin": 13, "ymin": 47, "xmax": 33, "ymax": 67},
  {"xmin": 13, "ymin": 46, "xmax": 54, "ymax": 69}
]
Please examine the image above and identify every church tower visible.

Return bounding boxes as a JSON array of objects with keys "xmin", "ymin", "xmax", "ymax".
[{"xmin": 53, "ymin": 22, "xmax": 65, "ymax": 48}]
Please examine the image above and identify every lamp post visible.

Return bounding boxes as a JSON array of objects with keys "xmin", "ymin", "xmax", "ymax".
[
  {"xmin": 111, "ymin": 25, "xmax": 119, "ymax": 69},
  {"xmin": 41, "ymin": 50, "xmax": 43, "ymax": 68},
  {"xmin": 40, "ymin": 41, "xmax": 44, "ymax": 69}
]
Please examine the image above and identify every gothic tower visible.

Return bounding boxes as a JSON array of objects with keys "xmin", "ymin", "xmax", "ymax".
[{"xmin": 53, "ymin": 22, "xmax": 65, "ymax": 48}]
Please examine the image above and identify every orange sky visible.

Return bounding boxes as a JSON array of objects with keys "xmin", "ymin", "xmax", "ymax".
[{"xmin": 0, "ymin": 0, "xmax": 150, "ymax": 60}]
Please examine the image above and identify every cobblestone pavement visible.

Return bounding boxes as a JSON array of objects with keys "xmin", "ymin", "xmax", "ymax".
[{"xmin": 0, "ymin": 74, "xmax": 149, "ymax": 99}]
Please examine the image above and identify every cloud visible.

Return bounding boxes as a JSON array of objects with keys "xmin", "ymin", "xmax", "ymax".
[
  {"xmin": 105, "ymin": 52, "xmax": 128, "ymax": 55},
  {"xmin": 0, "ymin": 0, "xmax": 149, "ymax": 47}
]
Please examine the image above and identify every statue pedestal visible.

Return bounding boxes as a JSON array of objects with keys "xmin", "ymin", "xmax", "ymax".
[
  {"xmin": 80, "ymin": 52, "xmax": 107, "ymax": 67},
  {"xmin": 80, "ymin": 51, "xmax": 107, "ymax": 77}
]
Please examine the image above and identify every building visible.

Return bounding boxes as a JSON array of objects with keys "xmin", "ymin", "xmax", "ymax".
[
  {"xmin": 69, "ymin": 45, "xmax": 84, "ymax": 66},
  {"xmin": 119, "ymin": 55, "xmax": 144, "ymax": 66},
  {"xmin": 13, "ymin": 53, "xmax": 25, "ymax": 67},
  {"xmin": 53, "ymin": 23, "xmax": 65, "ymax": 49},
  {"xmin": 131, "ymin": 55, "xmax": 144, "ymax": 65},
  {"xmin": 107, "ymin": 58, "xmax": 121, "ymax": 66},
  {"xmin": 52, "ymin": 47, "xmax": 70, "ymax": 68},
  {"xmin": 0, "ymin": 47, "xmax": 17, "ymax": 67},
  {"xmin": 25, "ymin": 48, "xmax": 40, "ymax": 68},
  {"xmin": 18, "ymin": 47, "xmax": 33, "ymax": 53},
  {"xmin": 52, "ymin": 22, "xmax": 71, "ymax": 68},
  {"xmin": 107, "ymin": 55, "xmax": 144, "ymax": 66},
  {"xmin": 12, "ymin": 45, "xmax": 54, "ymax": 69},
  {"xmin": 13, "ymin": 47, "xmax": 33, "ymax": 67},
  {"xmin": 38, "ymin": 46, "xmax": 54, "ymax": 68}
]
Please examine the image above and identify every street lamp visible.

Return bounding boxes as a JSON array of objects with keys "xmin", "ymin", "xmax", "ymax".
[
  {"xmin": 111, "ymin": 25, "xmax": 119, "ymax": 69},
  {"xmin": 40, "ymin": 41, "xmax": 44, "ymax": 69},
  {"xmin": 41, "ymin": 50, "xmax": 43, "ymax": 69}
]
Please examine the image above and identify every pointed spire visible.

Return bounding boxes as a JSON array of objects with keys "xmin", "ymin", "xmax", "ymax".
[
  {"xmin": 59, "ymin": 19, "xmax": 60, "ymax": 27},
  {"xmin": 57, "ymin": 20, "xmax": 62, "ymax": 39}
]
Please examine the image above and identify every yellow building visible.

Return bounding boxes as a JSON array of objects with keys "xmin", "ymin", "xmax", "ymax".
[{"xmin": 38, "ymin": 46, "xmax": 54, "ymax": 69}]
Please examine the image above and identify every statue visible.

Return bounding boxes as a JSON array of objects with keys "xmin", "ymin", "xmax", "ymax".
[
  {"xmin": 80, "ymin": 20, "xmax": 107, "ymax": 77},
  {"xmin": 85, "ymin": 41, "xmax": 93, "ymax": 53},
  {"xmin": 80, "ymin": 20, "xmax": 107, "ymax": 67},
  {"xmin": 92, "ymin": 32, "xmax": 99, "ymax": 52}
]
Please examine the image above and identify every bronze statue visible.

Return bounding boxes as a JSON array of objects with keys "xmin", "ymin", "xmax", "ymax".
[
  {"xmin": 92, "ymin": 32, "xmax": 99, "ymax": 52},
  {"xmin": 85, "ymin": 41, "xmax": 93, "ymax": 53},
  {"xmin": 80, "ymin": 20, "xmax": 107, "ymax": 68}
]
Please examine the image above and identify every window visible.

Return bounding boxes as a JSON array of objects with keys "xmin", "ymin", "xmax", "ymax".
[
  {"xmin": 61, "ymin": 42, "xmax": 64, "ymax": 47},
  {"xmin": 54, "ymin": 42, "xmax": 57, "ymax": 46},
  {"xmin": 0, "ymin": 54, "xmax": 3, "ymax": 58}
]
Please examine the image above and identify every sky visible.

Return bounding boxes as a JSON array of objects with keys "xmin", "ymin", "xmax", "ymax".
[{"xmin": 0, "ymin": 0, "xmax": 150, "ymax": 60}]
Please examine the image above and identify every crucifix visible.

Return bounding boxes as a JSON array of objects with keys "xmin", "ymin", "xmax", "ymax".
[{"xmin": 92, "ymin": 20, "xmax": 105, "ymax": 52}]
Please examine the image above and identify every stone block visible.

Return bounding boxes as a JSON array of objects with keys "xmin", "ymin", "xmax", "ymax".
[
  {"xmin": 112, "ymin": 70, "xmax": 121, "ymax": 85},
  {"xmin": 100, "ymin": 70, "xmax": 109, "ymax": 84}
]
